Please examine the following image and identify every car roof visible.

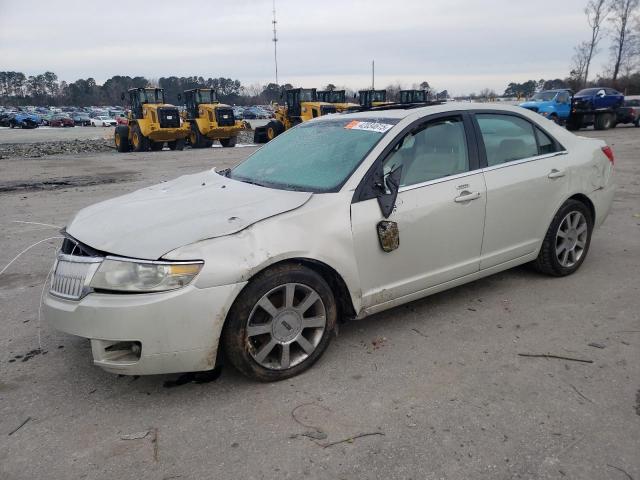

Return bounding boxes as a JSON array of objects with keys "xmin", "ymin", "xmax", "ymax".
[{"xmin": 324, "ymin": 102, "xmax": 535, "ymax": 121}]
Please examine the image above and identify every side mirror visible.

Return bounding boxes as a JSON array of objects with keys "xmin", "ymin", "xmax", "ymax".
[
  {"xmin": 120, "ymin": 93, "xmax": 125, "ymax": 101},
  {"xmin": 597, "ymin": 90, "xmax": 605, "ymax": 98},
  {"xmin": 376, "ymin": 165, "xmax": 403, "ymax": 219}
]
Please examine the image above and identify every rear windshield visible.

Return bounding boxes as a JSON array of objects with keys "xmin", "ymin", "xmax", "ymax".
[{"xmin": 230, "ymin": 117, "xmax": 399, "ymax": 192}]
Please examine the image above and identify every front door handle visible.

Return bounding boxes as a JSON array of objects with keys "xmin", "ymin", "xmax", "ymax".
[
  {"xmin": 454, "ymin": 191, "xmax": 481, "ymax": 203},
  {"xmin": 548, "ymin": 169, "xmax": 566, "ymax": 179}
]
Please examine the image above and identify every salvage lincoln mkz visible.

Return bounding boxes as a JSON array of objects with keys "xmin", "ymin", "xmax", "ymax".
[{"xmin": 44, "ymin": 103, "xmax": 615, "ymax": 381}]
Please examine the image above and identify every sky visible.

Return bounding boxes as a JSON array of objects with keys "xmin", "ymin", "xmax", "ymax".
[{"xmin": 0, "ymin": 0, "xmax": 613, "ymax": 96}]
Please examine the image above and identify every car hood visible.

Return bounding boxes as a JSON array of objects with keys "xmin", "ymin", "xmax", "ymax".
[
  {"xmin": 520, "ymin": 100, "xmax": 552, "ymax": 109},
  {"xmin": 67, "ymin": 169, "xmax": 313, "ymax": 260}
]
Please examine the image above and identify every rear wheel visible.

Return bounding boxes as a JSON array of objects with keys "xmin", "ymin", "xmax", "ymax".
[
  {"xmin": 220, "ymin": 136, "xmax": 237, "ymax": 148},
  {"xmin": 222, "ymin": 263, "xmax": 337, "ymax": 381},
  {"xmin": 114, "ymin": 125, "xmax": 130, "ymax": 152},
  {"xmin": 533, "ymin": 199, "xmax": 593, "ymax": 277},
  {"xmin": 130, "ymin": 124, "xmax": 149, "ymax": 152},
  {"xmin": 594, "ymin": 113, "xmax": 613, "ymax": 130}
]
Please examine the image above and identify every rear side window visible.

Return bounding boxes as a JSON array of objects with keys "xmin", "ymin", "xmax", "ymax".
[
  {"xmin": 476, "ymin": 114, "xmax": 538, "ymax": 166},
  {"xmin": 535, "ymin": 127, "xmax": 560, "ymax": 155}
]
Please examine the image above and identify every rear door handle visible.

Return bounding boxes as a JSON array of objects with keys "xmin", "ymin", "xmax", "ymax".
[
  {"xmin": 548, "ymin": 169, "xmax": 566, "ymax": 179},
  {"xmin": 454, "ymin": 191, "xmax": 481, "ymax": 203}
]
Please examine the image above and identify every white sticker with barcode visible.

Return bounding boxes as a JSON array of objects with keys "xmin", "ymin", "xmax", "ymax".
[{"xmin": 344, "ymin": 120, "xmax": 394, "ymax": 133}]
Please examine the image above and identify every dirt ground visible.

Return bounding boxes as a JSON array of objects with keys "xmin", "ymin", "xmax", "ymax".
[{"xmin": 0, "ymin": 125, "xmax": 638, "ymax": 480}]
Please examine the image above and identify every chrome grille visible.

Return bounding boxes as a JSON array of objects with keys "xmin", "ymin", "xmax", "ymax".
[{"xmin": 50, "ymin": 254, "xmax": 102, "ymax": 300}]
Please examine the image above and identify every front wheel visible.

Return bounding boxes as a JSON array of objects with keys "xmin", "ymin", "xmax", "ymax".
[
  {"xmin": 533, "ymin": 200, "xmax": 593, "ymax": 277},
  {"xmin": 594, "ymin": 113, "xmax": 613, "ymax": 130},
  {"xmin": 222, "ymin": 264, "xmax": 337, "ymax": 381}
]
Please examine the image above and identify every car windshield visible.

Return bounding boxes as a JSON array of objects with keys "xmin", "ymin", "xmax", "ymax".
[
  {"xmin": 532, "ymin": 92, "xmax": 557, "ymax": 101},
  {"xmin": 230, "ymin": 117, "xmax": 399, "ymax": 192}
]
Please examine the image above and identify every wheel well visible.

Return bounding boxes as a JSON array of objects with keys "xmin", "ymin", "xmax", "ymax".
[
  {"xmin": 568, "ymin": 193, "xmax": 595, "ymax": 222},
  {"xmin": 242, "ymin": 258, "xmax": 357, "ymax": 322}
]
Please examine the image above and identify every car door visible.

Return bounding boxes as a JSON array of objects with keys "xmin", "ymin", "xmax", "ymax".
[
  {"xmin": 350, "ymin": 113, "xmax": 487, "ymax": 308},
  {"xmin": 474, "ymin": 112, "xmax": 569, "ymax": 269},
  {"xmin": 556, "ymin": 91, "xmax": 571, "ymax": 119}
]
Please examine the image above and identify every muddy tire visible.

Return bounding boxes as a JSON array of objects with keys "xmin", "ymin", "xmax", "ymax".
[
  {"xmin": 220, "ymin": 136, "xmax": 237, "ymax": 148},
  {"xmin": 222, "ymin": 263, "xmax": 337, "ymax": 382},
  {"xmin": 253, "ymin": 127, "xmax": 268, "ymax": 143},
  {"xmin": 130, "ymin": 124, "xmax": 149, "ymax": 152},
  {"xmin": 114, "ymin": 125, "xmax": 131, "ymax": 152},
  {"xmin": 532, "ymin": 199, "xmax": 593, "ymax": 277},
  {"xmin": 150, "ymin": 141, "xmax": 163, "ymax": 151},
  {"xmin": 265, "ymin": 120, "xmax": 285, "ymax": 141},
  {"xmin": 168, "ymin": 139, "xmax": 185, "ymax": 151},
  {"xmin": 594, "ymin": 113, "xmax": 613, "ymax": 130},
  {"xmin": 189, "ymin": 123, "xmax": 206, "ymax": 148}
]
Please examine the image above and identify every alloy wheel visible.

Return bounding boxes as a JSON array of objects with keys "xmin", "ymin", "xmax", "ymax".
[
  {"xmin": 246, "ymin": 283, "xmax": 326, "ymax": 370},
  {"xmin": 555, "ymin": 211, "xmax": 588, "ymax": 267}
]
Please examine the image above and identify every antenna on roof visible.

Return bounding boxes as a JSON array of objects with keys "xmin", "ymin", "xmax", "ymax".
[{"xmin": 272, "ymin": 0, "xmax": 279, "ymax": 85}]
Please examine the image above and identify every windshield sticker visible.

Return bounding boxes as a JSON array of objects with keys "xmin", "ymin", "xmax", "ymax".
[{"xmin": 344, "ymin": 120, "xmax": 394, "ymax": 133}]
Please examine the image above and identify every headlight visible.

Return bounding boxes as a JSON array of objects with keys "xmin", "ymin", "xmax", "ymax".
[{"xmin": 89, "ymin": 258, "xmax": 203, "ymax": 293}]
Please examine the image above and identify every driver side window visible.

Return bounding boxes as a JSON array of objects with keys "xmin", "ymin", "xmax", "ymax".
[{"xmin": 383, "ymin": 116, "xmax": 470, "ymax": 187}]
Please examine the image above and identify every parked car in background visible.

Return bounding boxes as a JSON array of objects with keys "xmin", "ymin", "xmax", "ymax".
[
  {"xmin": 519, "ymin": 89, "xmax": 572, "ymax": 124},
  {"xmin": 44, "ymin": 103, "xmax": 615, "ymax": 380},
  {"xmin": 8, "ymin": 112, "xmax": 40, "ymax": 129},
  {"xmin": 568, "ymin": 87, "xmax": 624, "ymax": 131},
  {"xmin": 0, "ymin": 111, "xmax": 17, "ymax": 127},
  {"xmin": 616, "ymin": 99, "xmax": 640, "ymax": 127},
  {"xmin": 71, "ymin": 112, "xmax": 91, "ymax": 126},
  {"xmin": 49, "ymin": 114, "xmax": 75, "ymax": 127},
  {"xmin": 232, "ymin": 106, "xmax": 244, "ymax": 120},
  {"xmin": 115, "ymin": 112, "xmax": 129, "ymax": 126},
  {"xmin": 91, "ymin": 116, "xmax": 117, "ymax": 127},
  {"xmin": 242, "ymin": 106, "xmax": 271, "ymax": 119}
]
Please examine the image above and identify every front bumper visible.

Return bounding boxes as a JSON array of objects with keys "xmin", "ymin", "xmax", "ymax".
[{"xmin": 44, "ymin": 282, "xmax": 245, "ymax": 375}]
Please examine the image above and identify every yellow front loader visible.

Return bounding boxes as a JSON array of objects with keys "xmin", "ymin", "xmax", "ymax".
[
  {"xmin": 317, "ymin": 90, "xmax": 360, "ymax": 113},
  {"xmin": 253, "ymin": 88, "xmax": 337, "ymax": 143},
  {"xmin": 115, "ymin": 88, "xmax": 190, "ymax": 152},
  {"xmin": 358, "ymin": 89, "xmax": 392, "ymax": 109},
  {"xmin": 182, "ymin": 88, "xmax": 244, "ymax": 148}
]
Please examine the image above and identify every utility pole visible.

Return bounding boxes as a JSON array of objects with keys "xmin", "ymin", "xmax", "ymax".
[
  {"xmin": 272, "ymin": 0, "xmax": 279, "ymax": 85},
  {"xmin": 372, "ymin": 60, "xmax": 375, "ymax": 89}
]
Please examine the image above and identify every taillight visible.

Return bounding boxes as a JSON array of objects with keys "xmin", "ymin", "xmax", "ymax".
[{"xmin": 602, "ymin": 146, "xmax": 615, "ymax": 165}]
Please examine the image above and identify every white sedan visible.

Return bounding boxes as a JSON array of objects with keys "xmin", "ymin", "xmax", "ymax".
[
  {"xmin": 44, "ymin": 103, "xmax": 615, "ymax": 381},
  {"xmin": 90, "ymin": 115, "xmax": 117, "ymax": 127}
]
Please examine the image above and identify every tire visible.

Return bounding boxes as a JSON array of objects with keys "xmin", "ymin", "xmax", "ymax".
[
  {"xmin": 253, "ymin": 127, "xmax": 268, "ymax": 143},
  {"xmin": 594, "ymin": 113, "xmax": 613, "ymax": 130},
  {"xmin": 189, "ymin": 123, "xmax": 206, "ymax": 148},
  {"xmin": 549, "ymin": 114, "xmax": 559, "ymax": 124},
  {"xmin": 265, "ymin": 120, "xmax": 285, "ymax": 141},
  {"xmin": 114, "ymin": 125, "xmax": 130, "ymax": 152},
  {"xmin": 566, "ymin": 116, "xmax": 581, "ymax": 131},
  {"xmin": 222, "ymin": 263, "xmax": 338, "ymax": 381},
  {"xmin": 220, "ymin": 136, "xmax": 237, "ymax": 148},
  {"xmin": 150, "ymin": 141, "xmax": 163, "ymax": 151},
  {"xmin": 9, "ymin": 122, "xmax": 14, "ymax": 129},
  {"xmin": 168, "ymin": 139, "xmax": 185, "ymax": 151},
  {"xmin": 532, "ymin": 199, "xmax": 593, "ymax": 277},
  {"xmin": 130, "ymin": 124, "xmax": 149, "ymax": 152},
  {"xmin": 634, "ymin": 119, "xmax": 639, "ymax": 128}
]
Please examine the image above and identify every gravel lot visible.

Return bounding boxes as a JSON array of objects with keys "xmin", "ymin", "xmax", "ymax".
[{"xmin": 0, "ymin": 126, "xmax": 638, "ymax": 480}]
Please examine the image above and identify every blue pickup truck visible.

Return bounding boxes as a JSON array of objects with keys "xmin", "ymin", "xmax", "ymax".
[
  {"xmin": 567, "ymin": 87, "xmax": 625, "ymax": 131},
  {"xmin": 519, "ymin": 89, "xmax": 572, "ymax": 124}
]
